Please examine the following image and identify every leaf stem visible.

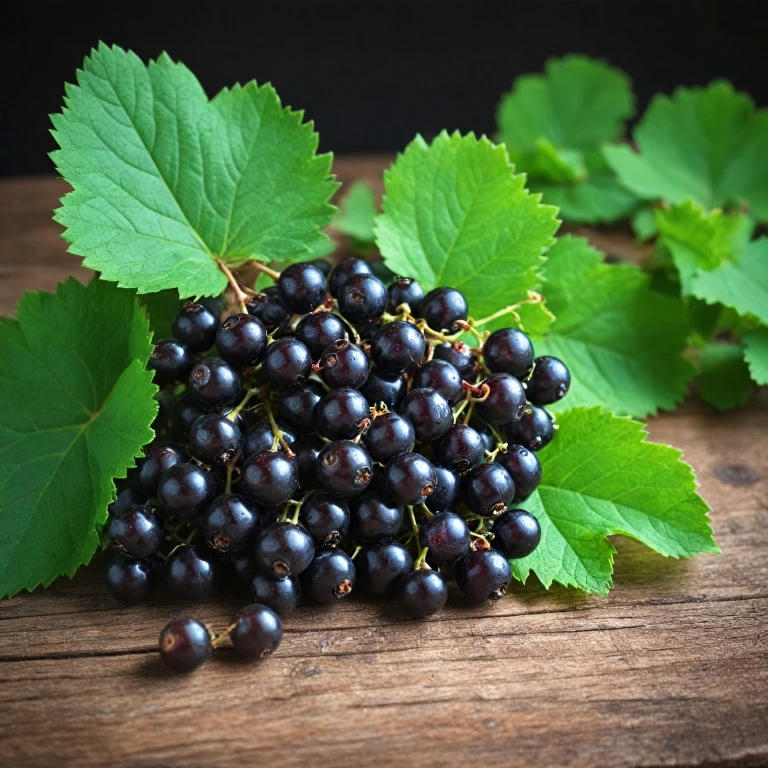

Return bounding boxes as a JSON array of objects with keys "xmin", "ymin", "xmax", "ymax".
[
  {"xmin": 251, "ymin": 261, "xmax": 282, "ymax": 281},
  {"xmin": 216, "ymin": 258, "xmax": 250, "ymax": 313}
]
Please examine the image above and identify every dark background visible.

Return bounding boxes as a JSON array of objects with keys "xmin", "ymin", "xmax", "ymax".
[{"xmin": 2, "ymin": 0, "xmax": 766, "ymax": 177}]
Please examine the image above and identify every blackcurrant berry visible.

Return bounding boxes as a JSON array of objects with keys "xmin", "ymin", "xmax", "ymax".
[
  {"xmin": 526, "ymin": 356, "xmax": 571, "ymax": 405},
  {"xmin": 243, "ymin": 420, "xmax": 298, "ymax": 458},
  {"xmin": 496, "ymin": 444, "xmax": 542, "ymax": 501},
  {"xmin": 316, "ymin": 440, "xmax": 374, "ymax": 497},
  {"xmin": 109, "ymin": 483, "xmax": 147, "ymax": 517},
  {"xmin": 228, "ymin": 551, "xmax": 259, "ymax": 585},
  {"xmin": 371, "ymin": 321, "xmax": 426, "ymax": 375},
  {"xmin": 203, "ymin": 493, "xmax": 262, "ymax": 553},
  {"xmin": 105, "ymin": 555, "xmax": 154, "ymax": 605},
  {"xmin": 419, "ymin": 287, "xmax": 468, "ymax": 332},
  {"xmin": 299, "ymin": 491, "xmax": 350, "ymax": 545},
  {"xmin": 483, "ymin": 328, "xmax": 535, "ymax": 380},
  {"xmin": 159, "ymin": 618, "xmax": 212, "ymax": 672},
  {"xmin": 149, "ymin": 338, "xmax": 194, "ymax": 387},
  {"xmin": 360, "ymin": 368, "xmax": 408, "ymax": 410},
  {"xmin": 137, "ymin": 444, "xmax": 185, "ymax": 495},
  {"xmin": 249, "ymin": 572, "xmax": 301, "ymax": 617},
  {"xmin": 472, "ymin": 421, "xmax": 498, "ymax": 452},
  {"xmin": 253, "ymin": 522, "xmax": 314, "ymax": 579},
  {"xmin": 158, "ymin": 463, "xmax": 217, "ymax": 519},
  {"xmin": 109, "ymin": 504, "xmax": 164, "ymax": 560},
  {"xmin": 189, "ymin": 413, "xmax": 243, "ymax": 465},
  {"xmin": 398, "ymin": 569, "xmax": 448, "ymax": 618},
  {"xmin": 350, "ymin": 490, "xmax": 404, "ymax": 541},
  {"xmin": 384, "ymin": 451, "xmax": 437, "ymax": 506},
  {"xmin": 419, "ymin": 511, "xmax": 471, "ymax": 566},
  {"xmin": 328, "ymin": 257, "xmax": 372, "ymax": 298},
  {"xmin": 426, "ymin": 466, "xmax": 462, "ymax": 512},
  {"xmin": 474, "ymin": 373, "xmax": 526, "ymax": 425},
  {"xmin": 293, "ymin": 434, "xmax": 324, "ymax": 490},
  {"xmin": 320, "ymin": 339, "xmax": 369, "ymax": 389},
  {"xmin": 230, "ymin": 603, "xmax": 283, "ymax": 659},
  {"xmin": 388, "ymin": 276, "xmax": 425, "ymax": 314},
  {"xmin": 363, "ymin": 412, "xmax": 415, "ymax": 464},
  {"xmin": 492, "ymin": 509, "xmax": 541, "ymax": 558},
  {"xmin": 304, "ymin": 546, "xmax": 356, "ymax": 603},
  {"xmin": 277, "ymin": 382, "xmax": 325, "ymax": 435},
  {"xmin": 337, "ymin": 273, "xmax": 389, "ymax": 324},
  {"xmin": 172, "ymin": 301, "xmax": 219, "ymax": 353},
  {"xmin": 359, "ymin": 320, "xmax": 383, "ymax": 341},
  {"xmin": 456, "ymin": 549, "xmax": 510, "ymax": 603},
  {"xmin": 277, "ymin": 262, "xmax": 327, "ymax": 314},
  {"xmin": 505, "ymin": 404, "xmax": 554, "ymax": 451},
  {"xmin": 357, "ymin": 537, "xmax": 412, "ymax": 595},
  {"xmin": 165, "ymin": 545, "xmax": 218, "ymax": 601},
  {"xmin": 462, "ymin": 462, "xmax": 515, "ymax": 516},
  {"xmin": 241, "ymin": 450, "xmax": 299, "ymax": 506},
  {"xmin": 246, "ymin": 287, "xmax": 291, "ymax": 330},
  {"xmin": 176, "ymin": 394, "xmax": 206, "ymax": 438},
  {"xmin": 215, "ymin": 313, "xmax": 267, "ymax": 366},
  {"xmin": 412, "ymin": 359, "xmax": 463, "ymax": 405},
  {"xmin": 317, "ymin": 387, "xmax": 370, "ymax": 440},
  {"xmin": 399, "ymin": 388, "xmax": 453, "ymax": 442},
  {"xmin": 189, "ymin": 356, "xmax": 242, "ymax": 406},
  {"xmin": 295, "ymin": 312, "xmax": 346, "ymax": 359},
  {"xmin": 433, "ymin": 424, "xmax": 485, "ymax": 472},
  {"xmin": 262, "ymin": 338, "xmax": 312, "ymax": 389},
  {"xmin": 433, "ymin": 341, "xmax": 476, "ymax": 380},
  {"xmin": 310, "ymin": 258, "xmax": 332, "ymax": 277}
]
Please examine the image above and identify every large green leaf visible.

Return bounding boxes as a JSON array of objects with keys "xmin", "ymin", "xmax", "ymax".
[
  {"xmin": 52, "ymin": 43, "xmax": 338, "ymax": 299},
  {"xmin": 0, "ymin": 279, "xmax": 157, "ymax": 597},
  {"xmin": 511, "ymin": 407, "xmax": 718, "ymax": 595},
  {"xmin": 334, "ymin": 182, "xmax": 377, "ymax": 244},
  {"xmin": 536, "ymin": 235, "xmax": 693, "ymax": 417},
  {"xmin": 375, "ymin": 131, "xmax": 560, "ymax": 337},
  {"xmin": 604, "ymin": 81, "xmax": 768, "ymax": 221}
]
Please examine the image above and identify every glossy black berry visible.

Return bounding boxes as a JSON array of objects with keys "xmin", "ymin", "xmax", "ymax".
[
  {"xmin": 293, "ymin": 434, "xmax": 324, "ymax": 490},
  {"xmin": 317, "ymin": 387, "xmax": 370, "ymax": 440},
  {"xmin": 350, "ymin": 491, "xmax": 404, "ymax": 541},
  {"xmin": 105, "ymin": 555, "xmax": 153, "ymax": 605},
  {"xmin": 357, "ymin": 537, "xmax": 413, "ymax": 595},
  {"xmin": 310, "ymin": 258, "xmax": 332, "ymax": 277},
  {"xmin": 241, "ymin": 450, "xmax": 298, "ymax": 507},
  {"xmin": 472, "ymin": 421, "xmax": 498, "ymax": 453},
  {"xmin": 320, "ymin": 339, "xmax": 369, "ymax": 389},
  {"xmin": 433, "ymin": 424, "xmax": 485, "ymax": 473},
  {"xmin": 277, "ymin": 262, "xmax": 327, "ymax": 314},
  {"xmin": 149, "ymin": 338, "xmax": 194, "ymax": 387},
  {"xmin": 159, "ymin": 618, "xmax": 212, "ymax": 672},
  {"xmin": 413, "ymin": 360, "xmax": 463, "ymax": 406},
  {"xmin": 462, "ymin": 462, "xmax": 515, "ymax": 516},
  {"xmin": 359, "ymin": 320, "xmax": 383, "ymax": 341},
  {"xmin": 496, "ymin": 444, "xmax": 542, "ymax": 501},
  {"xmin": 158, "ymin": 463, "xmax": 217, "ymax": 520},
  {"xmin": 388, "ymin": 276, "xmax": 425, "ymax": 314},
  {"xmin": 109, "ymin": 483, "xmax": 147, "ymax": 517},
  {"xmin": 249, "ymin": 572, "xmax": 301, "ymax": 617},
  {"xmin": 203, "ymin": 493, "xmax": 262, "ymax": 553},
  {"xmin": 262, "ymin": 338, "xmax": 312, "ymax": 390},
  {"xmin": 176, "ymin": 394, "xmax": 206, "ymax": 438},
  {"xmin": 505, "ymin": 405, "xmax": 555, "ymax": 451},
  {"xmin": 299, "ymin": 492, "xmax": 350, "ymax": 545},
  {"xmin": 426, "ymin": 466, "xmax": 462, "ymax": 512},
  {"xmin": 304, "ymin": 546, "xmax": 356, "ymax": 603},
  {"xmin": 337, "ymin": 273, "xmax": 389, "ymax": 324},
  {"xmin": 474, "ymin": 373, "xmax": 526, "ymax": 425},
  {"xmin": 360, "ymin": 368, "xmax": 408, "ymax": 410},
  {"xmin": 229, "ymin": 603, "xmax": 283, "ymax": 659},
  {"xmin": 419, "ymin": 511, "xmax": 471, "ymax": 566},
  {"xmin": 419, "ymin": 287, "xmax": 468, "ymax": 332},
  {"xmin": 433, "ymin": 341, "xmax": 476, "ymax": 380},
  {"xmin": 492, "ymin": 509, "xmax": 541, "ymax": 559},
  {"xmin": 456, "ymin": 549, "xmax": 511, "ymax": 603},
  {"xmin": 215, "ymin": 313, "xmax": 267, "ymax": 366},
  {"xmin": 253, "ymin": 522, "xmax": 314, "ymax": 579},
  {"xmin": 316, "ymin": 440, "xmax": 373, "ymax": 497},
  {"xmin": 189, "ymin": 413, "xmax": 243, "ymax": 465},
  {"xmin": 371, "ymin": 321, "xmax": 426, "ymax": 375},
  {"xmin": 165, "ymin": 545, "xmax": 218, "ymax": 601},
  {"xmin": 295, "ymin": 312, "xmax": 346, "ymax": 359},
  {"xmin": 526, "ymin": 356, "xmax": 571, "ymax": 405},
  {"xmin": 246, "ymin": 287, "xmax": 291, "ymax": 330},
  {"xmin": 277, "ymin": 382, "xmax": 325, "ymax": 434},
  {"xmin": 384, "ymin": 451, "xmax": 437, "ymax": 506},
  {"xmin": 228, "ymin": 552, "xmax": 258, "ymax": 585},
  {"xmin": 172, "ymin": 301, "xmax": 219, "ymax": 353},
  {"xmin": 137, "ymin": 444, "xmax": 185, "ymax": 494},
  {"xmin": 243, "ymin": 420, "xmax": 298, "ymax": 458},
  {"xmin": 398, "ymin": 569, "xmax": 448, "ymax": 618},
  {"xmin": 189, "ymin": 356, "xmax": 242, "ymax": 406},
  {"xmin": 483, "ymin": 328, "xmax": 535, "ymax": 380},
  {"xmin": 109, "ymin": 504, "xmax": 164, "ymax": 560},
  {"xmin": 328, "ymin": 257, "xmax": 372, "ymax": 297},
  {"xmin": 399, "ymin": 388, "xmax": 453, "ymax": 442},
  {"xmin": 363, "ymin": 412, "xmax": 415, "ymax": 464}
]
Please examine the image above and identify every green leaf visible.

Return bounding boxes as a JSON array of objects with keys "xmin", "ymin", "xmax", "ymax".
[
  {"xmin": 604, "ymin": 81, "xmax": 768, "ymax": 221},
  {"xmin": 631, "ymin": 206, "xmax": 658, "ymax": 241},
  {"xmin": 139, "ymin": 289, "xmax": 183, "ymax": 340},
  {"xmin": 536, "ymin": 235, "xmax": 694, "ymax": 417},
  {"xmin": 52, "ymin": 43, "xmax": 338, "ymax": 299},
  {"xmin": 743, "ymin": 328, "xmax": 768, "ymax": 385},
  {"xmin": 511, "ymin": 407, "xmax": 718, "ymax": 595},
  {"xmin": 0, "ymin": 278, "xmax": 157, "ymax": 598},
  {"xmin": 375, "ymin": 131, "xmax": 560, "ymax": 336},
  {"xmin": 696, "ymin": 343, "xmax": 754, "ymax": 410},
  {"xmin": 334, "ymin": 182, "xmax": 378, "ymax": 244}
]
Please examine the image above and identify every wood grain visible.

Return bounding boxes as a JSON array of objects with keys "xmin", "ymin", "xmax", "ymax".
[{"xmin": 0, "ymin": 163, "xmax": 767, "ymax": 768}]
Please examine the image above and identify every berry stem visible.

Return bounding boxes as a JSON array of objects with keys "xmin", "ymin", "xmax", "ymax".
[
  {"xmin": 216, "ymin": 258, "xmax": 250, "ymax": 313},
  {"xmin": 471, "ymin": 290, "xmax": 545, "ymax": 329},
  {"xmin": 227, "ymin": 387, "xmax": 260, "ymax": 422},
  {"xmin": 413, "ymin": 546, "xmax": 430, "ymax": 570},
  {"xmin": 407, "ymin": 505, "xmax": 419, "ymax": 538},
  {"xmin": 250, "ymin": 260, "xmax": 282, "ymax": 281},
  {"xmin": 262, "ymin": 395, "xmax": 296, "ymax": 459}
]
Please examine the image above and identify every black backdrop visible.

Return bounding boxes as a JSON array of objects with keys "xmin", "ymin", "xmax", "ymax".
[{"xmin": 2, "ymin": 0, "xmax": 766, "ymax": 177}]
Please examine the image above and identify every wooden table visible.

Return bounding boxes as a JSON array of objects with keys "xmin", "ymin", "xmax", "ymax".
[{"xmin": 1, "ymin": 159, "xmax": 767, "ymax": 768}]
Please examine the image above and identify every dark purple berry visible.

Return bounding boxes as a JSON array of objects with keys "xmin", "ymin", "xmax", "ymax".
[
  {"xmin": 249, "ymin": 572, "xmax": 301, "ymax": 617},
  {"xmin": 189, "ymin": 413, "xmax": 243, "ymax": 465},
  {"xmin": 317, "ymin": 387, "xmax": 370, "ymax": 440},
  {"xmin": 262, "ymin": 338, "xmax": 312, "ymax": 389},
  {"xmin": 433, "ymin": 424, "xmax": 485, "ymax": 472},
  {"xmin": 328, "ymin": 257, "xmax": 372, "ymax": 297},
  {"xmin": 496, "ymin": 444, "xmax": 542, "ymax": 501},
  {"xmin": 105, "ymin": 555, "xmax": 153, "ymax": 605},
  {"xmin": 158, "ymin": 463, "xmax": 217, "ymax": 520},
  {"xmin": 246, "ymin": 287, "xmax": 291, "ymax": 330},
  {"xmin": 277, "ymin": 382, "xmax": 325, "ymax": 434},
  {"xmin": 229, "ymin": 603, "xmax": 283, "ymax": 659},
  {"xmin": 419, "ymin": 287, "xmax": 468, "ymax": 332},
  {"xmin": 189, "ymin": 356, "xmax": 242, "ymax": 406},
  {"xmin": 299, "ymin": 491, "xmax": 350, "ymax": 545},
  {"xmin": 316, "ymin": 440, "xmax": 373, "ymax": 497},
  {"xmin": 360, "ymin": 368, "xmax": 408, "ymax": 410},
  {"xmin": 337, "ymin": 274, "xmax": 389, "ymax": 324},
  {"xmin": 159, "ymin": 618, "xmax": 212, "ymax": 672},
  {"xmin": 109, "ymin": 504, "xmax": 164, "ymax": 559},
  {"xmin": 399, "ymin": 388, "xmax": 453, "ymax": 442},
  {"xmin": 172, "ymin": 302, "xmax": 218, "ymax": 352},
  {"xmin": 388, "ymin": 277, "xmax": 425, "ymax": 314},
  {"xmin": 412, "ymin": 359, "xmax": 463, "ymax": 405},
  {"xmin": 526, "ymin": 356, "xmax": 571, "ymax": 405},
  {"xmin": 505, "ymin": 405, "xmax": 555, "ymax": 451},
  {"xmin": 215, "ymin": 313, "xmax": 267, "ymax": 366},
  {"xmin": 483, "ymin": 328, "xmax": 535, "ymax": 380},
  {"xmin": 398, "ymin": 569, "xmax": 447, "ymax": 618},
  {"xmin": 295, "ymin": 312, "xmax": 346, "ymax": 359},
  {"xmin": 350, "ymin": 491, "xmax": 404, "ymax": 541},
  {"xmin": 165, "ymin": 545, "xmax": 218, "ymax": 601},
  {"xmin": 277, "ymin": 262, "xmax": 327, "ymax": 314},
  {"xmin": 137, "ymin": 444, "xmax": 185, "ymax": 495},
  {"xmin": 371, "ymin": 321, "xmax": 426, "ymax": 375},
  {"xmin": 462, "ymin": 462, "xmax": 515, "ymax": 516},
  {"xmin": 149, "ymin": 338, "xmax": 193, "ymax": 387},
  {"xmin": 304, "ymin": 546, "xmax": 356, "ymax": 603},
  {"xmin": 426, "ymin": 466, "xmax": 462, "ymax": 512},
  {"xmin": 433, "ymin": 341, "xmax": 476, "ymax": 380},
  {"xmin": 455, "ymin": 549, "xmax": 510, "ymax": 602},
  {"xmin": 357, "ymin": 537, "xmax": 412, "ymax": 595},
  {"xmin": 474, "ymin": 373, "xmax": 526, "ymax": 425},
  {"xmin": 320, "ymin": 338, "xmax": 369, "ymax": 389},
  {"xmin": 243, "ymin": 421, "xmax": 298, "ymax": 458},
  {"xmin": 384, "ymin": 451, "xmax": 437, "ymax": 506},
  {"xmin": 363, "ymin": 412, "xmax": 415, "ymax": 464},
  {"xmin": 419, "ymin": 511, "xmax": 470, "ymax": 566},
  {"xmin": 253, "ymin": 522, "xmax": 315, "ymax": 579},
  {"xmin": 492, "ymin": 509, "xmax": 541, "ymax": 558},
  {"xmin": 241, "ymin": 450, "xmax": 299, "ymax": 507},
  {"xmin": 203, "ymin": 493, "xmax": 262, "ymax": 553}
]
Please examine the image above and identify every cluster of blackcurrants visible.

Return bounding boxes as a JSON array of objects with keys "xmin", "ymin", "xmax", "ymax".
[{"xmin": 106, "ymin": 256, "xmax": 570, "ymax": 673}]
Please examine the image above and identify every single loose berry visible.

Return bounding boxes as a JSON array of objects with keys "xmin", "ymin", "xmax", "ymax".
[{"xmin": 159, "ymin": 618, "xmax": 212, "ymax": 672}]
